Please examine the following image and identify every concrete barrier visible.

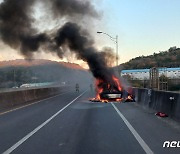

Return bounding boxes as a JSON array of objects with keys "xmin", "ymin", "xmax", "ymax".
[
  {"xmin": 0, "ymin": 86, "xmax": 70, "ymax": 111},
  {"xmin": 133, "ymin": 88, "xmax": 180, "ymax": 121}
]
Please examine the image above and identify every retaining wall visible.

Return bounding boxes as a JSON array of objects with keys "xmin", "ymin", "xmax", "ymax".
[{"xmin": 133, "ymin": 88, "xmax": 180, "ymax": 121}]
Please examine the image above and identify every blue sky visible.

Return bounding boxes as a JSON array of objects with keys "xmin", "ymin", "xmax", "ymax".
[{"xmin": 94, "ymin": 0, "xmax": 180, "ymax": 63}]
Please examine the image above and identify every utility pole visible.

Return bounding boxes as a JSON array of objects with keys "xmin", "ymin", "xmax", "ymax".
[{"xmin": 116, "ymin": 35, "xmax": 118, "ymax": 67}]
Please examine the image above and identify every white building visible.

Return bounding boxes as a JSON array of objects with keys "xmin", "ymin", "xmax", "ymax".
[{"xmin": 121, "ymin": 68, "xmax": 180, "ymax": 80}]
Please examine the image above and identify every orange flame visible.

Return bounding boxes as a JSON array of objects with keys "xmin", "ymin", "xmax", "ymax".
[
  {"xmin": 93, "ymin": 75, "xmax": 123, "ymax": 102},
  {"xmin": 95, "ymin": 79, "xmax": 103, "ymax": 100},
  {"xmin": 112, "ymin": 75, "xmax": 122, "ymax": 91}
]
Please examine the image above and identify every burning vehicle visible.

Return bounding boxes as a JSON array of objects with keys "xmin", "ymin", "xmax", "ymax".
[{"xmin": 90, "ymin": 75, "xmax": 135, "ymax": 103}]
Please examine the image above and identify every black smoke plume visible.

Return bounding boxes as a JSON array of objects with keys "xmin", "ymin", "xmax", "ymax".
[
  {"xmin": 0, "ymin": 0, "xmax": 98, "ymax": 57},
  {"xmin": 54, "ymin": 22, "xmax": 119, "ymax": 91},
  {"xmin": 0, "ymin": 0, "xmax": 120, "ymax": 91},
  {"xmin": 0, "ymin": 0, "xmax": 48, "ymax": 57}
]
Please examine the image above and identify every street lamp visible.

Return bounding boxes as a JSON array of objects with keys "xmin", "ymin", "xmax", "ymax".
[{"xmin": 97, "ymin": 31, "xmax": 119, "ymax": 72}]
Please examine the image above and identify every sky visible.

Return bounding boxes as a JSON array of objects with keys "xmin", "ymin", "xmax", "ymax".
[
  {"xmin": 0, "ymin": 0, "xmax": 180, "ymax": 65},
  {"xmin": 94, "ymin": 0, "xmax": 180, "ymax": 63}
]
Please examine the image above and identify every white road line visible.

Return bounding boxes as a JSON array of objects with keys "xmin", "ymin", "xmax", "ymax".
[
  {"xmin": 111, "ymin": 103, "xmax": 154, "ymax": 154},
  {"xmin": 0, "ymin": 90, "xmax": 72, "ymax": 116},
  {"xmin": 2, "ymin": 90, "xmax": 87, "ymax": 154}
]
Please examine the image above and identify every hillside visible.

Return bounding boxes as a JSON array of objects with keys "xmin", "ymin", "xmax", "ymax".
[
  {"xmin": 0, "ymin": 59, "xmax": 91, "ymax": 88},
  {"xmin": 120, "ymin": 47, "xmax": 180, "ymax": 69},
  {"xmin": 0, "ymin": 59, "xmax": 85, "ymax": 70}
]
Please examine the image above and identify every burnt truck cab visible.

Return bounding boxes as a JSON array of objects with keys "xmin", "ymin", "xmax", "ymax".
[
  {"xmin": 100, "ymin": 90, "xmax": 123, "ymax": 101},
  {"xmin": 97, "ymin": 82, "xmax": 135, "ymax": 102}
]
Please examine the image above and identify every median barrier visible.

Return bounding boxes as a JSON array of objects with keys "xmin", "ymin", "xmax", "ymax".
[
  {"xmin": 133, "ymin": 88, "xmax": 180, "ymax": 121},
  {"xmin": 0, "ymin": 86, "xmax": 70, "ymax": 111}
]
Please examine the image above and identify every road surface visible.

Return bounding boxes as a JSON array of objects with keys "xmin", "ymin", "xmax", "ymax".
[{"xmin": 0, "ymin": 89, "xmax": 180, "ymax": 154}]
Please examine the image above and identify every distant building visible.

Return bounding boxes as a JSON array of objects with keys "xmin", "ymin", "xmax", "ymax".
[{"xmin": 121, "ymin": 67, "xmax": 180, "ymax": 80}]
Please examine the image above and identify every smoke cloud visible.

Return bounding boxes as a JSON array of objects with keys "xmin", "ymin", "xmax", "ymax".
[
  {"xmin": 50, "ymin": 0, "xmax": 99, "ymax": 18},
  {"xmin": 54, "ymin": 22, "xmax": 114, "ymax": 82},
  {"xmin": 0, "ymin": 0, "xmax": 120, "ymax": 91},
  {"xmin": 101, "ymin": 47, "xmax": 117, "ymax": 67},
  {"xmin": 0, "ymin": 0, "xmax": 48, "ymax": 57}
]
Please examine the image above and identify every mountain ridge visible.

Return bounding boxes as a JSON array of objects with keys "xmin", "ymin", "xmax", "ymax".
[{"xmin": 119, "ymin": 47, "xmax": 180, "ymax": 69}]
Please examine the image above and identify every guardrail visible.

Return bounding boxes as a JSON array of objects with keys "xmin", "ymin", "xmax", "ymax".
[{"xmin": 133, "ymin": 88, "xmax": 180, "ymax": 121}]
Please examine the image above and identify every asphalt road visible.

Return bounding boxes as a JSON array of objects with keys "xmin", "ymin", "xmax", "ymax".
[{"xmin": 0, "ymin": 89, "xmax": 180, "ymax": 154}]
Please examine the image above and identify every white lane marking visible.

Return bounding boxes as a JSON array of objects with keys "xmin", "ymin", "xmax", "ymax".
[
  {"xmin": 0, "ymin": 90, "xmax": 72, "ymax": 116},
  {"xmin": 111, "ymin": 103, "xmax": 154, "ymax": 154},
  {"xmin": 3, "ymin": 90, "xmax": 87, "ymax": 154}
]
